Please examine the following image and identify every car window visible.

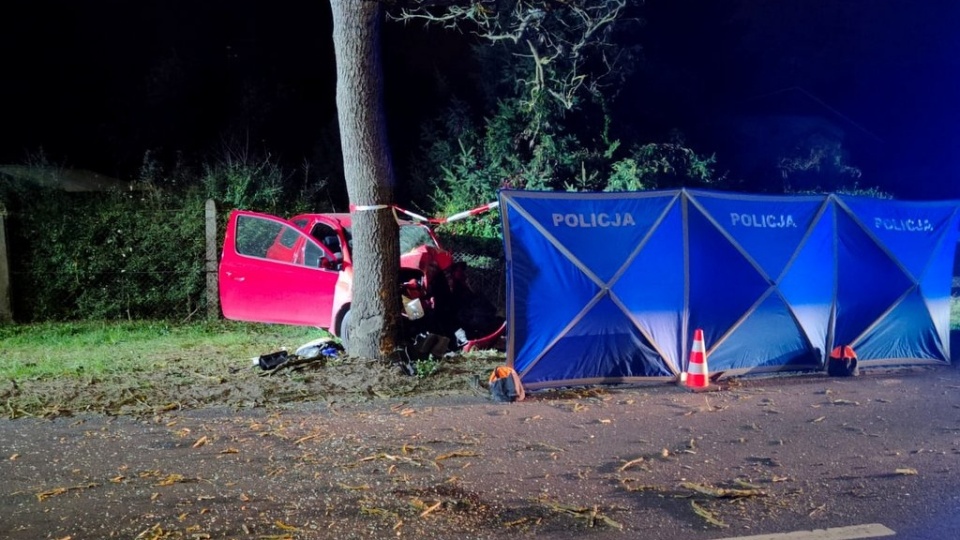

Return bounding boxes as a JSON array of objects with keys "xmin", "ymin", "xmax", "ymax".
[
  {"xmin": 236, "ymin": 215, "xmax": 284, "ymax": 258},
  {"xmin": 236, "ymin": 214, "xmax": 326, "ymax": 268},
  {"xmin": 303, "ymin": 241, "xmax": 323, "ymax": 268},
  {"xmin": 278, "ymin": 227, "xmax": 299, "ymax": 248},
  {"xmin": 310, "ymin": 223, "xmax": 342, "ymax": 254}
]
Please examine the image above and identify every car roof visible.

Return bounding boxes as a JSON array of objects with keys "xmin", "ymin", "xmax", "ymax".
[{"xmin": 290, "ymin": 213, "xmax": 351, "ymax": 226}]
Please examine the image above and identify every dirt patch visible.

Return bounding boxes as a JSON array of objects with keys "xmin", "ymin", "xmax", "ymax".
[{"xmin": 1, "ymin": 349, "xmax": 503, "ymax": 419}]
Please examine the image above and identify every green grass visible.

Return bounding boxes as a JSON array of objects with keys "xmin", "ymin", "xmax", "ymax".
[{"xmin": 0, "ymin": 320, "xmax": 325, "ymax": 380}]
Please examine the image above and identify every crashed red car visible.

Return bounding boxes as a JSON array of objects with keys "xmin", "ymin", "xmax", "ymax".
[{"xmin": 218, "ymin": 210, "xmax": 503, "ymax": 351}]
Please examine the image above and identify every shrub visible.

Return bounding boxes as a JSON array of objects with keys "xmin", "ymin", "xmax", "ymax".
[
  {"xmin": 2, "ymin": 183, "xmax": 207, "ymax": 321},
  {"xmin": 0, "ymin": 151, "xmax": 318, "ymax": 322}
]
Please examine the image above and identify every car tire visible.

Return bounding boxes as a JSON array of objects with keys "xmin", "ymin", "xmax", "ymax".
[{"xmin": 338, "ymin": 308, "xmax": 352, "ymax": 352}]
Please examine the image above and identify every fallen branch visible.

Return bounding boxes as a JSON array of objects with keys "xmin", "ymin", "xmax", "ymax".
[
  {"xmin": 436, "ymin": 450, "xmax": 481, "ymax": 461},
  {"xmin": 620, "ymin": 478, "xmax": 663, "ymax": 493},
  {"xmin": 680, "ymin": 482, "xmax": 767, "ymax": 499},
  {"xmin": 539, "ymin": 498, "xmax": 623, "ymax": 530},
  {"xmin": 293, "ymin": 432, "xmax": 324, "ymax": 445},
  {"xmin": 419, "ymin": 501, "xmax": 443, "ymax": 518},
  {"xmin": 691, "ymin": 500, "xmax": 728, "ymax": 528},
  {"xmin": 352, "ymin": 453, "xmax": 439, "ymax": 470},
  {"xmin": 618, "ymin": 456, "xmax": 647, "ymax": 472}
]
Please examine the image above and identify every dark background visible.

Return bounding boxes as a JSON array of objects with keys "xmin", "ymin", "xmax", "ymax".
[{"xmin": 1, "ymin": 0, "xmax": 957, "ymax": 200}]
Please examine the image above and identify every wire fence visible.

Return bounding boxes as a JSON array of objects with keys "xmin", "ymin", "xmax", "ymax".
[
  {"xmin": 456, "ymin": 254, "xmax": 507, "ymax": 315},
  {"xmin": 6, "ymin": 199, "xmax": 210, "ymax": 322}
]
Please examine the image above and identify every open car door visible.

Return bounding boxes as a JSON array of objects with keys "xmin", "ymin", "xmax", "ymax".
[{"xmin": 219, "ymin": 210, "xmax": 340, "ymax": 328}]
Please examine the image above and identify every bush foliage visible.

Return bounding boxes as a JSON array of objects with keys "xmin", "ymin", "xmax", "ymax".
[
  {"xmin": 3, "ymin": 186, "xmax": 200, "ymax": 321},
  {"xmin": 0, "ymin": 151, "xmax": 320, "ymax": 322}
]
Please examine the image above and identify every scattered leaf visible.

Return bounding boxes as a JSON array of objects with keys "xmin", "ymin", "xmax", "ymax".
[
  {"xmin": 155, "ymin": 474, "xmax": 194, "ymax": 486},
  {"xmin": 733, "ymin": 479, "xmax": 762, "ymax": 489},
  {"xmin": 746, "ymin": 456, "xmax": 781, "ymax": 467},
  {"xmin": 36, "ymin": 483, "xmax": 99, "ymax": 502},
  {"xmin": 361, "ymin": 506, "xmax": 400, "ymax": 520},
  {"xmin": 832, "ymin": 399, "xmax": 860, "ymax": 406},
  {"xmin": 524, "ymin": 442, "xmax": 565, "ymax": 453}
]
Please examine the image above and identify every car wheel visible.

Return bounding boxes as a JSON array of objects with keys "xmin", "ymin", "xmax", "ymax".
[{"xmin": 338, "ymin": 308, "xmax": 352, "ymax": 352}]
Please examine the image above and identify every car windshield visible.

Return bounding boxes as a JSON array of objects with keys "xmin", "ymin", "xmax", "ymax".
[
  {"xmin": 399, "ymin": 224, "xmax": 439, "ymax": 253},
  {"xmin": 341, "ymin": 224, "xmax": 438, "ymax": 254}
]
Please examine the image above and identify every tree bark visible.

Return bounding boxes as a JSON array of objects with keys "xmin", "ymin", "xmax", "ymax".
[{"xmin": 330, "ymin": 0, "xmax": 400, "ymax": 359}]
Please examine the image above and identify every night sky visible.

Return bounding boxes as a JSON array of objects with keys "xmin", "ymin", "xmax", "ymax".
[{"xmin": 1, "ymin": 0, "xmax": 958, "ymax": 200}]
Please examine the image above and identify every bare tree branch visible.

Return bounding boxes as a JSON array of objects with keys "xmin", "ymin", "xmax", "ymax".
[{"xmin": 389, "ymin": 0, "xmax": 634, "ymax": 111}]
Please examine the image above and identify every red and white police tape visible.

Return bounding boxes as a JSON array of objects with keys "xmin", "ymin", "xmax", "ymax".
[
  {"xmin": 350, "ymin": 202, "xmax": 499, "ymax": 224},
  {"xmin": 396, "ymin": 202, "xmax": 499, "ymax": 224}
]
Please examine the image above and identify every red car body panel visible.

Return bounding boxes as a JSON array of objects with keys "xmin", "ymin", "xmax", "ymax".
[
  {"xmin": 220, "ymin": 211, "xmax": 340, "ymax": 328},
  {"xmin": 219, "ymin": 209, "xmax": 453, "ymax": 336}
]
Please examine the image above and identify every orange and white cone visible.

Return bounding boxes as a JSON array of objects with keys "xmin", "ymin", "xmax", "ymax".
[{"xmin": 686, "ymin": 329, "xmax": 709, "ymax": 390}]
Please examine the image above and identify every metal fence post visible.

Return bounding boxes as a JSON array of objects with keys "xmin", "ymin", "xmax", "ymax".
[
  {"xmin": 205, "ymin": 199, "xmax": 220, "ymax": 320},
  {"xmin": 0, "ymin": 206, "xmax": 11, "ymax": 323}
]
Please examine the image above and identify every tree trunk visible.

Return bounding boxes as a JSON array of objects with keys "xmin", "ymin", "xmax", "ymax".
[{"xmin": 330, "ymin": 0, "xmax": 400, "ymax": 359}]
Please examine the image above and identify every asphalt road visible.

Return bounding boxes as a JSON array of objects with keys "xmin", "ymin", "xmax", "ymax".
[{"xmin": 1, "ymin": 363, "xmax": 959, "ymax": 539}]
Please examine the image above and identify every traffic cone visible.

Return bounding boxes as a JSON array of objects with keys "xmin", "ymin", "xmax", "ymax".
[{"xmin": 686, "ymin": 329, "xmax": 710, "ymax": 390}]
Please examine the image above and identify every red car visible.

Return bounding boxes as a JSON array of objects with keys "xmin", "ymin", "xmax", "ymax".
[{"xmin": 219, "ymin": 210, "xmax": 506, "ymax": 350}]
